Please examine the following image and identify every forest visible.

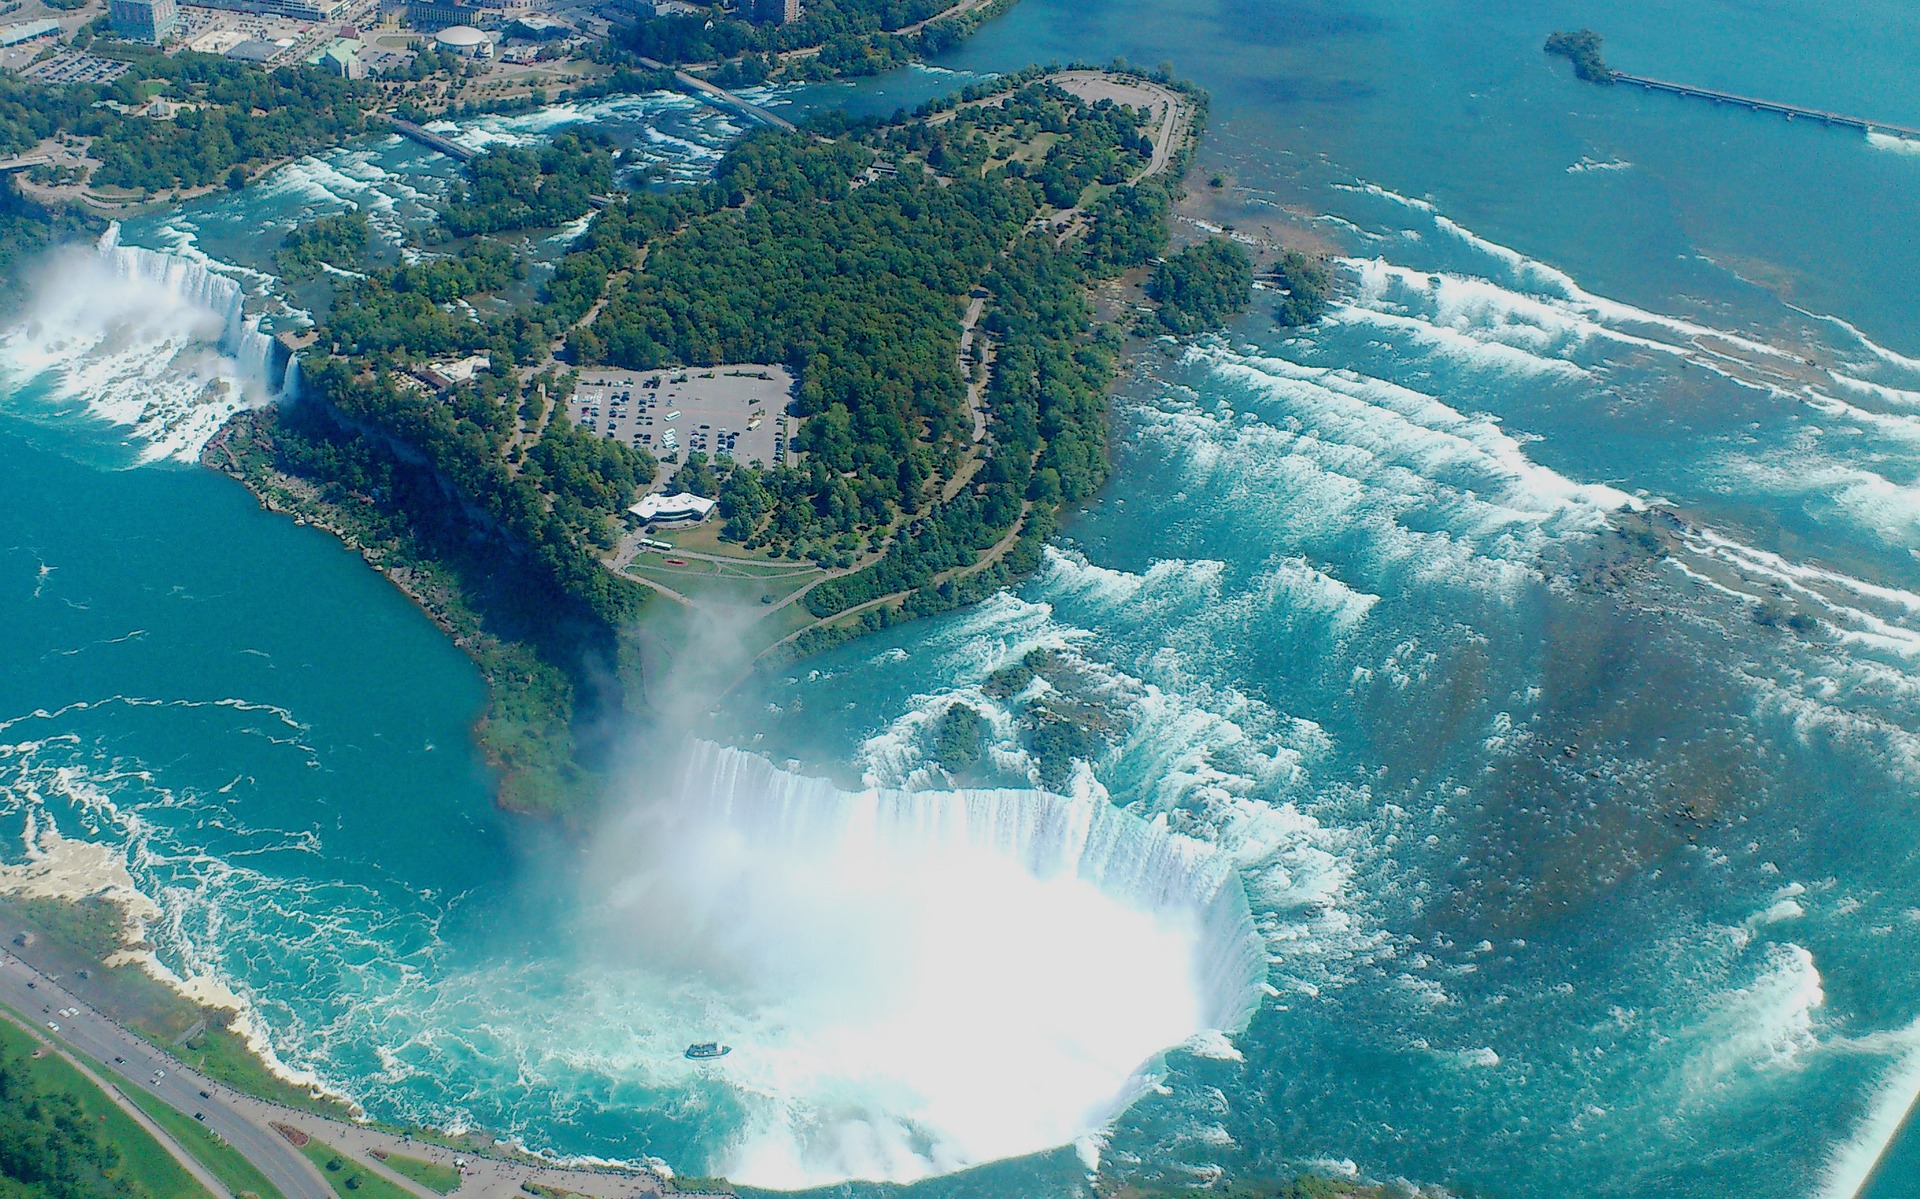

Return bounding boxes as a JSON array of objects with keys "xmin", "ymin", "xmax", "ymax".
[
  {"xmin": 1545, "ymin": 29, "xmax": 1613, "ymax": 83},
  {"xmin": 88, "ymin": 57, "xmax": 369, "ymax": 191},
  {"xmin": 0, "ymin": 1036, "xmax": 155, "ymax": 1199},
  {"xmin": 440, "ymin": 131, "xmax": 616, "ymax": 237},
  {"xmin": 233, "ymin": 70, "xmax": 1198, "ymax": 805},
  {"xmin": 1149, "ymin": 236, "xmax": 1254, "ymax": 334},
  {"xmin": 1270, "ymin": 248, "xmax": 1334, "ymax": 326},
  {"xmin": 273, "ymin": 210, "xmax": 369, "ymax": 281},
  {"xmin": 238, "ymin": 180, "xmax": 677, "ymax": 810},
  {"xmin": 569, "ymin": 81, "xmax": 1157, "ymax": 581},
  {"xmin": 0, "ymin": 55, "xmax": 371, "ymax": 195}
]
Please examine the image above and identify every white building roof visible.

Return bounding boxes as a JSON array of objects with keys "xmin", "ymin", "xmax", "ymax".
[
  {"xmin": 435, "ymin": 24, "xmax": 487, "ymax": 46},
  {"xmin": 630, "ymin": 492, "xmax": 716, "ymax": 523},
  {"xmin": 0, "ymin": 20, "xmax": 62, "ymax": 45},
  {"xmin": 427, "ymin": 353, "xmax": 489, "ymax": 384}
]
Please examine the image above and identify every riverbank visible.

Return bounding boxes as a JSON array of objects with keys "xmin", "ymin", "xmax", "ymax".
[
  {"xmin": 201, "ymin": 411, "xmax": 598, "ymax": 821},
  {"xmin": 0, "ymin": 934, "xmax": 704, "ymax": 1199},
  {"xmin": 0, "ymin": 890, "xmax": 351, "ymax": 1118},
  {"xmin": 11, "ymin": 55, "xmax": 1245, "ymax": 1192}
]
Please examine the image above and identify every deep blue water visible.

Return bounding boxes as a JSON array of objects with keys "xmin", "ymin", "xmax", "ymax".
[{"xmin": 6, "ymin": 1, "xmax": 1920, "ymax": 1195}]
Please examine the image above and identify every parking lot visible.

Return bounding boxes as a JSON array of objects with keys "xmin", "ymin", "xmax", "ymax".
[
  {"xmin": 17, "ymin": 50, "xmax": 128, "ymax": 82},
  {"xmin": 569, "ymin": 365, "xmax": 796, "ymax": 468}
]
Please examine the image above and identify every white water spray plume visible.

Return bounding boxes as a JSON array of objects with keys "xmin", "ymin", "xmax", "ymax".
[
  {"xmin": 0, "ymin": 224, "xmax": 290, "ymax": 461},
  {"xmin": 578, "ymin": 740, "xmax": 1265, "ymax": 1187}
]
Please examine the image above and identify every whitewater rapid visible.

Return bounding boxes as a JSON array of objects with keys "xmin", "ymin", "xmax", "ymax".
[{"xmin": 6, "ymin": 62, "xmax": 1920, "ymax": 1195}]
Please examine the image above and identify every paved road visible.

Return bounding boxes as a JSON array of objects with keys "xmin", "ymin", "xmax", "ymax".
[
  {"xmin": 0, "ymin": 946, "xmax": 672, "ymax": 1199},
  {"xmin": 0, "ymin": 950, "xmax": 333, "ymax": 1199},
  {"xmin": 0, "ymin": 1006, "xmax": 236, "ymax": 1199}
]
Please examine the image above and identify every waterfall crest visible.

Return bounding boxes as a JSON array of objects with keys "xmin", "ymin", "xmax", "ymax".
[
  {"xmin": 95, "ymin": 223, "xmax": 290, "ymax": 398},
  {"xmin": 681, "ymin": 741, "xmax": 1267, "ymax": 1033},
  {"xmin": 0, "ymin": 223, "xmax": 301, "ymax": 462}
]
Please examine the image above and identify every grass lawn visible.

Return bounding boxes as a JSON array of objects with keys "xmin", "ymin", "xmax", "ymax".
[
  {"xmin": 0, "ymin": 1014, "xmax": 215, "ymax": 1199},
  {"xmin": 373, "ymin": 1151, "xmax": 460, "ymax": 1194},
  {"xmin": 658, "ymin": 522, "xmax": 819, "ymax": 566},
  {"xmin": 298, "ymin": 1136, "xmax": 419, "ymax": 1199},
  {"xmin": 114, "ymin": 1075, "xmax": 289, "ymax": 1199},
  {"xmin": 0, "ymin": 895, "xmax": 352, "ymax": 1121},
  {"xmin": 169, "ymin": 1024, "xmax": 338, "ymax": 1116},
  {"xmin": 628, "ymin": 560, "xmax": 817, "ymax": 607}
]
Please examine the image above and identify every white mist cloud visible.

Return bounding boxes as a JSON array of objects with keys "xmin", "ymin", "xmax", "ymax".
[
  {"xmin": 0, "ymin": 229, "xmax": 280, "ymax": 462},
  {"xmin": 577, "ymin": 740, "xmax": 1259, "ymax": 1188}
]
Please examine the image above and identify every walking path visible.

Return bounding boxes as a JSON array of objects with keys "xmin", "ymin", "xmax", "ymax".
[
  {"xmin": 897, "ymin": 0, "xmax": 999, "ymax": 34},
  {"xmin": 0, "ymin": 948, "xmax": 673, "ymax": 1199},
  {"xmin": 958, "ymin": 291, "xmax": 992, "ymax": 444}
]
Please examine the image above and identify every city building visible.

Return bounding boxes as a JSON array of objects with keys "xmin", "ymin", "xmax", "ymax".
[
  {"xmin": 507, "ymin": 13, "xmax": 569, "ymax": 38},
  {"xmin": 407, "ymin": 0, "xmax": 490, "ymax": 31},
  {"xmin": 223, "ymin": 38, "xmax": 281, "ymax": 60},
  {"xmin": 747, "ymin": 0, "xmax": 799, "ymax": 24},
  {"xmin": 188, "ymin": 0, "xmax": 347, "ymax": 22},
  {"xmin": 0, "ymin": 18, "xmax": 62, "ymax": 46},
  {"xmin": 311, "ymin": 36, "xmax": 364, "ymax": 76},
  {"xmin": 108, "ymin": 0, "xmax": 177, "ymax": 45},
  {"xmin": 432, "ymin": 23, "xmax": 492, "ymax": 54}
]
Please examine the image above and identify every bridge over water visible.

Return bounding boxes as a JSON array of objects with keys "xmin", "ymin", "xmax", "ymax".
[
  {"xmin": 374, "ymin": 114, "xmax": 617, "ymax": 207},
  {"xmin": 1611, "ymin": 72, "xmax": 1920, "ymax": 142},
  {"xmin": 634, "ymin": 57, "xmax": 800, "ymax": 133}
]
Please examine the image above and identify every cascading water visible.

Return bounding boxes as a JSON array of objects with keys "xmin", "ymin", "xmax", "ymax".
[
  {"xmin": 0, "ymin": 223, "xmax": 293, "ymax": 462},
  {"xmin": 683, "ymin": 741, "xmax": 1268, "ymax": 1033},
  {"xmin": 566, "ymin": 739, "xmax": 1268, "ymax": 1186},
  {"xmin": 96, "ymin": 223, "xmax": 287, "ymax": 397}
]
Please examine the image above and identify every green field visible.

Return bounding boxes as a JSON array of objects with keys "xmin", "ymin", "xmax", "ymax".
[
  {"xmin": 0, "ymin": 1013, "xmax": 215, "ymax": 1199},
  {"xmin": 374, "ymin": 1151, "xmax": 460, "ymax": 1194},
  {"xmin": 298, "ymin": 1136, "xmax": 419, "ymax": 1199}
]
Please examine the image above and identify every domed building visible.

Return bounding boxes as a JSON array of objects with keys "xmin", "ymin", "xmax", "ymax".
[{"xmin": 433, "ymin": 25, "xmax": 491, "ymax": 57}]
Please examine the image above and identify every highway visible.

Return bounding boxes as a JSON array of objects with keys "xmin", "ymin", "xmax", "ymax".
[
  {"xmin": 0, "ymin": 942, "xmax": 673, "ymax": 1199},
  {"xmin": 0, "ymin": 948, "xmax": 334, "ymax": 1199}
]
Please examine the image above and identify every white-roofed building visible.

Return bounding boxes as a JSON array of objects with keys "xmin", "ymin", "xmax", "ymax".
[
  {"xmin": 433, "ymin": 23, "xmax": 491, "ymax": 55},
  {"xmin": 630, "ymin": 492, "xmax": 716, "ymax": 525},
  {"xmin": 0, "ymin": 20, "xmax": 62, "ymax": 47}
]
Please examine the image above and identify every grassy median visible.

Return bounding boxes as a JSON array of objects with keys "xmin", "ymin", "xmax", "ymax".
[
  {"xmin": 0, "ymin": 1012, "xmax": 215, "ymax": 1199},
  {"xmin": 115, "ymin": 1077, "xmax": 291, "ymax": 1199}
]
